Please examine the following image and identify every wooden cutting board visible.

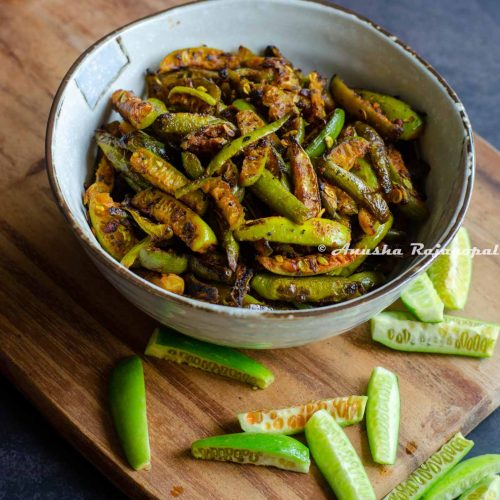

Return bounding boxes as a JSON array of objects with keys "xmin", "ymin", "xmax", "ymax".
[{"xmin": 1, "ymin": 1, "xmax": 499, "ymax": 498}]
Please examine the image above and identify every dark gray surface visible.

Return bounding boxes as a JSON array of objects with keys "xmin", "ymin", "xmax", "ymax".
[
  {"xmin": 334, "ymin": 0, "xmax": 500, "ymax": 148},
  {"xmin": 1, "ymin": 0, "xmax": 499, "ymax": 498}
]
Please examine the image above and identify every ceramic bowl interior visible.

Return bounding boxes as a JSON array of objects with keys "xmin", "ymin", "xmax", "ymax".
[{"xmin": 47, "ymin": 0, "xmax": 473, "ymax": 348}]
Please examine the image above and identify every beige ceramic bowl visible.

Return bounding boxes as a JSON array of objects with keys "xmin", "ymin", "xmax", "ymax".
[{"xmin": 46, "ymin": 0, "xmax": 474, "ymax": 348}]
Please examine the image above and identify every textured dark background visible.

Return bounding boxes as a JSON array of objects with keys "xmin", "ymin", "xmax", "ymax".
[{"xmin": 1, "ymin": 0, "xmax": 499, "ymax": 498}]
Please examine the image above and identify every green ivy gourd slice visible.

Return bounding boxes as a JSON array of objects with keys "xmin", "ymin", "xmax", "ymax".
[
  {"xmin": 305, "ymin": 409, "xmax": 376, "ymax": 500},
  {"xmin": 459, "ymin": 475, "xmax": 500, "ymax": 500},
  {"xmin": 191, "ymin": 433, "xmax": 310, "ymax": 473},
  {"xmin": 424, "ymin": 454, "xmax": 500, "ymax": 499},
  {"xmin": 427, "ymin": 227, "xmax": 472, "ymax": 310},
  {"xmin": 145, "ymin": 326, "xmax": 274, "ymax": 388},
  {"xmin": 109, "ymin": 356, "xmax": 150, "ymax": 470},
  {"xmin": 384, "ymin": 432, "xmax": 474, "ymax": 499},
  {"xmin": 371, "ymin": 311, "xmax": 499, "ymax": 358},
  {"xmin": 238, "ymin": 395, "xmax": 367, "ymax": 435},
  {"xmin": 366, "ymin": 367, "xmax": 400, "ymax": 465},
  {"xmin": 400, "ymin": 272, "xmax": 444, "ymax": 323}
]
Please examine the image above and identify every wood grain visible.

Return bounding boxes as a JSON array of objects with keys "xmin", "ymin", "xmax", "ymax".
[{"xmin": 0, "ymin": 1, "xmax": 499, "ymax": 498}]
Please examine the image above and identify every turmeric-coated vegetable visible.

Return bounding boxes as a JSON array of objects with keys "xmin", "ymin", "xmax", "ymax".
[
  {"xmin": 251, "ymin": 271, "xmax": 383, "ymax": 303},
  {"xmin": 354, "ymin": 122, "xmax": 393, "ymax": 194},
  {"xmin": 240, "ymin": 143, "xmax": 269, "ymax": 187},
  {"xmin": 122, "ymin": 130, "xmax": 170, "ymax": 160},
  {"xmin": 200, "ymin": 178, "xmax": 245, "ymax": 229},
  {"xmin": 89, "ymin": 193, "xmax": 137, "ymax": 260},
  {"xmin": 232, "ymin": 99, "xmax": 258, "ymax": 112},
  {"xmin": 308, "ymin": 71, "xmax": 327, "ymax": 122},
  {"xmin": 318, "ymin": 159, "xmax": 391, "ymax": 222},
  {"xmin": 181, "ymin": 151, "xmax": 204, "ymax": 180},
  {"xmin": 95, "ymin": 131, "xmax": 150, "ymax": 191},
  {"xmin": 250, "ymin": 169, "xmax": 312, "ymax": 224},
  {"xmin": 112, "ymin": 90, "xmax": 166, "ymax": 129},
  {"xmin": 84, "ymin": 156, "xmax": 114, "ymax": 204},
  {"xmin": 329, "ymin": 214, "xmax": 394, "ymax": 277},
  {"xmin": 121, "ymin": 236, "xmax": 152, "ymax": 269},
  {"xmin": 139, "ymin": 246, "xmax": 188, "ymax": 274},
  {"xmin": 386, "ymin": 146, "xmax": 429, "ymax": 221},
  {"xmin": 305, "ymin": 108, "xmax": 345, "ymax": 158},
  {"xmin": 351, "ymin": 158, "xmax": 383, "ymax": 236},
  {"xmin": 257, "ymin": 252, "xmax": 358, "ymax": 276},
  {"xmin": 86, "ymin": 44, "xmax": 429, "ymax": 309},
  {"xmin": 159, "ymin": 46, "xmax": 239, "ymax": 73},
  {"xmin": 174, "ymin": 177, "xmax": 244, "ymax": 230},
  {"xmin": 125, "ymin": 207, "xmax": 173, "ymax": 241},
  {"xmin": 325, "ymin": 137, "xmax": 370, "ymax": 171},
  {"xmin": 143, "ymin": 272, "xmax": 185, "ymax": 294},
  {"xmin": 130, "ymin": 148, "xmax": 207, "ymax": 214},
  {"xmin": 132, "ymin": 189, "xmax": 216, "ymax": 253},
  {"xmin": 168, "ymin": 86, "xmax": 217, "ymax": 106},
  {"xmin": 152, "ymin": 112, "xmax": 234, "ymax": 137},
  {"xmin": 206, "ymin": 114, "xmax": 291, "ymax": 175},
  {"xmin": 235, "ymin": 216, "xmax": 350, "ymax": 248},
  {"xmin": 330, "ymin": 76, "xmax": 403, "ymax": 140},
  {"xmin": 289, "ymin": 140, "xmax": 321, "ymax": 217},
  {"xmin": 358, "ymin": 90, "xmax": 424, "ymax": 140},
  {"xmin": 189, "ymin": 253, "xmax": 234, "ymax": 284}
]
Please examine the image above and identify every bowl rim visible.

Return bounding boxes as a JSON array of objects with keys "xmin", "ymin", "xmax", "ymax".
[{"xmin": 45, "ymin": 0, "xmax": 475, "ymax": 319}]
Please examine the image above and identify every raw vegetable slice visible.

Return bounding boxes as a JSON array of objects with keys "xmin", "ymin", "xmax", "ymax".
[
  {"xmin": 371, "ymin": 311, "xmax": 499, "ymax": 358},
  {"xmin": 305, "ymin": 409, "xmax": 376, "ymax": 500},
  {"xmin": 145, "ymin": 326, "xmax": 274, "ymax": 388},
  {"xmin": 427, "ymin": 227, "xmax": 472, "ymax": 310},
  {"xmin": 459, "ymin": 475, "xmax": 500, "ymax": 500},
  {"xmin": 109, "ymin": 356, "xmax": 150, "ymax": 470},
  {"xmin": 238, "ymin": 395, "xmax": 367, "ymax": 435},
  {"xmin": 191, "ymin": 433, "xmax": 310, "ymax": 473},
  {"xmin": 424, "ymin": 454, "xmax": 500, "ymax": 499},
  {"xmin": 384, "ymin": 432, "xmax": 474, "ymax": 500},
  {"xmin": 400, "ymin": 272, "xmax": 444, "ymax": 323},
  {"xmin": 366, "ymin": 366, "xmax": 400, "ymax": 465}
]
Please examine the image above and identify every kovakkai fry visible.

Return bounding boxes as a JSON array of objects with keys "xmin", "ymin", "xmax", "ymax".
[
  {"xmin": 130, "ymin": 148, "xmax": 207, "ymax": 214},
  {"xmin": 132, "ymin": 189, "xmax": 217, "ymax": 253},
  {"xmin": 85, "ymin": 44, "xmax": 429, "ymax": 309}
]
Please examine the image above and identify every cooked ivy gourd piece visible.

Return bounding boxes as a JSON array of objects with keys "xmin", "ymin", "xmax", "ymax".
[{"xmin": 84, "ymin": 44, "xmax": 429, "ymax": 309}]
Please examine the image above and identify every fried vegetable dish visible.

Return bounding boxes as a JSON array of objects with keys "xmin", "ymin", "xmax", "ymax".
[{"xmin": 85, "ymin": 45, "xmax": 429, "ymax": 310}]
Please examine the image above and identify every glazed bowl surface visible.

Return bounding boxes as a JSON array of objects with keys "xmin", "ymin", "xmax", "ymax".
[{"xmin": 46, "ymin": 0, "xmax": 474, "ymax": 348}]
